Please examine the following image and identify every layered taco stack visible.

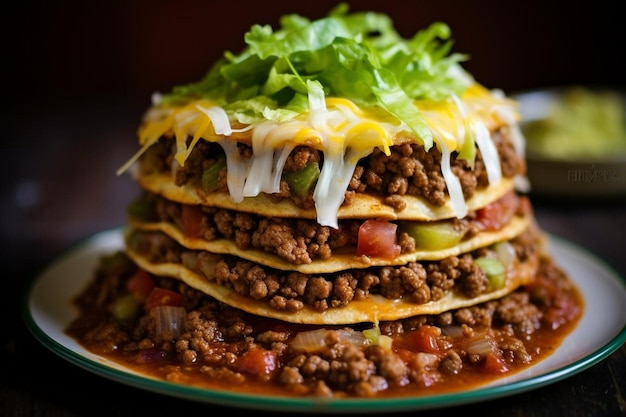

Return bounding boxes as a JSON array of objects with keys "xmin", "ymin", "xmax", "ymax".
[{"xmin": 68, "ymin": 5, "xmax": 582, "ymax": 398}]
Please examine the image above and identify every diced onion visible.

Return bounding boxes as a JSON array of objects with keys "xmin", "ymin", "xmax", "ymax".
[
  {"xmin": 441, "ymin": 325, "xmax": 464, "ymax": 338},
  {"xmin": 152, "ymin": 305, "xmax": 186, "ymax": 341},
  {"xmin": 378, "ymin": 335, "xmax": 393, "ymax": 352},
  {"xmin": 140, "ymin": 349, "xmax": 167, "ymax": 363},
  {"xmin": 195, "ymin": 252, "xmax": 218, "ymax": 280},
  {"xmin": 494, "ymin": 241, "xmax": 516, "ymax": 269},
  {"xmin": 415, "ymin": 352, "xmax": 439, "ymax": 368},
  {"xmin": 467, "ymin": 335, "xmax": 495, "ymax": 356},
  {"xmin": 180, "ymin": 251, "xmax": 199, "ymax": 271},
  {"xmin": 290, "ymin": 328, "xmax": 369, "ymax": 353},
  {"xmin": 290, "ymin": 329, "xmax": 328, "ymax": 353}
]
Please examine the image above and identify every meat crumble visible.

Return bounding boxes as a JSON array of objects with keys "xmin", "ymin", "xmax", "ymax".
[
  {"xmin": 66, "ymin": 251, "xmax": 582, "ymax": 398},
  {"xmin": 125, "ymin": 226, "xmax": 541, "ymax": 312},
  {"xmin": 66, "ymin": 112, "xmax": 580, "ymax": 400},
  {"xmin": 127, "ymin": 189, "xmax": 528, "ymax": 265},
  {"xmin": 138, "ymin": 127, "xmax": 525, "ymax": 210}
]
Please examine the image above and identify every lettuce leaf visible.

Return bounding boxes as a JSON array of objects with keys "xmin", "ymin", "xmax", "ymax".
[{"xmin": 161, "ymin": 3, "xmax": 472, "ymax": 149}]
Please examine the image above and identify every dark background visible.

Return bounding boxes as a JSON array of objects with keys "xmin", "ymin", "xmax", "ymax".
[
  {"xmin": 6, "ymin": 0, "xmax": 625, "ymax": 107},
  {"xmin": 3, "ymin": 0, "xmax": 625, "ymax": 264},
  {"xmin": 2, "ymin": 1, "xmax": 625, "ymax": 416}
]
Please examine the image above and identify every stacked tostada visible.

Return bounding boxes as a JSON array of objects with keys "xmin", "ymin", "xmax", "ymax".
[{"xmin": 69, "ymin": 5, "xmax": 581, "ymax": 398}]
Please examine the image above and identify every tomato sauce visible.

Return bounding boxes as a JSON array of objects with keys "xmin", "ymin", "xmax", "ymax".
[{"xmin": 66, "ymin": 254, "xmax": 584, "ymax": 399}]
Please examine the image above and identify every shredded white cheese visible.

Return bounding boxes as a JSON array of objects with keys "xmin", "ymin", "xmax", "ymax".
[{"xmin": 120, "ymin": 85, "xmax": 519, "ymax": 228}]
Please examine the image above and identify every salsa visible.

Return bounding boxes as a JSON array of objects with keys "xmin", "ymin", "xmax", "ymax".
[{"xmin": 65, "ymin": 251, "xmax": 583, "ymax": 398}]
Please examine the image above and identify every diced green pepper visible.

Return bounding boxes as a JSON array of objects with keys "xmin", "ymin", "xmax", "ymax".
[
  {"xmin": 457, "ymin": 129, "xmax": 476, "ymax": 167},
  {"xmin": 110, "ymin": 294, "xmax": 141, "ymax": 323},
  {"xmin": 362, "ymin": 326, "xmax": 392, "ymax": 350},
  {"xmin": 475, "ymin": 257, "xmax": 506, "ymax": 290},
  {"xmin": 362, "ymin": 327, "xmax": 381, "ymax": 344},
  {"xmin": 201, "ymin": 156, "xmax": 226, "ymax": 192},
  {"xmin": 400, "ymin": 221, "xmax": 464, "ymax": 250},
  {"xmin": 283, "ymin": 161, "xmax": 320, "ymax": 198}
]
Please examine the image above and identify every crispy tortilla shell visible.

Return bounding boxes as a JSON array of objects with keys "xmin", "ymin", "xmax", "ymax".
[
  {"xmin": 128, "ymin": 214, "xmax": 531, "ymax": 273},
  {"xmin": 124, "ymin": 236, "xmax": 542, "ymax": 325},
  {"xmin": 134, "ymin": 171, "xmax": 515, "ymax": 222}
]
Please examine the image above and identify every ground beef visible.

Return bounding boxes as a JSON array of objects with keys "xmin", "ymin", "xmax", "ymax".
[
  {"xmin": 139, "ymin": 127, "xmax": 524, "ymax": 209},
  {"xmin": 126, "ymin": 226, "xmax": 541, "ymax": 312},
  {"xmin": 128, "ymin": 190, "xmax": 526, "ymax": 265},
  {"xmin": 66, "ymin": 251, "xmax": 581, "ymax": 398}
]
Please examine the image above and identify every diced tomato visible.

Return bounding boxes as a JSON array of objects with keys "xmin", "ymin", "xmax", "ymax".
[
  {"xmin": 475, "ymin": 202, "xmax": 501, "ymax": 231},
  {"xmin": 402, "ymin": 325, "xmax": 442, "ymax": 354},
  {"xmin": 526, "ymin": 275, "xmax": 558, "ymax": 304},
  {"xmin": 181, "ymin": 204, "xmax": 207, "ymax": 238},
  {"xmin": 356, "ymin": 219, "xmax": 401, "ymax": 259},
  {"xmin": 542, "ymin": 294, "xmax": 582, "ymax": 330},
  {"xmin": 395, "ymin": 348, "xmax": 414, "ymax": 363},
  {"xmin": 235, "ymin": 347, "xmax": 277, "ymax": 375},
  {"xmin": 126, "ymin": 270, "xmax": 155, "ymax": 301},
  {"xmin": 475, "ymin": 191, "xmax": 519, "ymax": 231},
  {"xmin": 518, "ymin": 195, "xmax": 532, "ymax": 216},
  {"xmin": 483, "ymin": 352, "xmax": 509, "ymax": 373},
  {"xmin": 144, "ymin": 287, "xmax": 184, "ymax": 311}
]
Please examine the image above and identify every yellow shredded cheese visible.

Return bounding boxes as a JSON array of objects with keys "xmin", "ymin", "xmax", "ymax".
[{"xmin": 119, "ymin": 83, "xmax": 521, "ymax": 227}]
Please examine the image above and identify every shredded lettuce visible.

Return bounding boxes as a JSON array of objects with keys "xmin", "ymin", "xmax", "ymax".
[{"xmin": 161, "ymin": 3, "xmax": 472, "ymax": 150}]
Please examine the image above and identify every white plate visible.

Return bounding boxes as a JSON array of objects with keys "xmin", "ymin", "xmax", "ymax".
[{"xmin": 23, "ymin": 228, "xmax": 626, "ymax": 413}]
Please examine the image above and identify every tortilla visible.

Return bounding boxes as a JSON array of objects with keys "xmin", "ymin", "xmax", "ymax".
[
  {"xmin": 134, "ymin": 170, "xmax": 516, "ymax": 222},
  {"xmin": 125, "ymin": 234, "xmax": 541, "ymax": 325},
  {"xmin": 128, "ymin": 212, "xmax": 531, "ymax": 273}
]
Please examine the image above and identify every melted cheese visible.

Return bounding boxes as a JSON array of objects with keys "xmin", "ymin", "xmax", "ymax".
[{"xmin": 120, "ymin": 84, "xmax": 522, "ymax": 228}]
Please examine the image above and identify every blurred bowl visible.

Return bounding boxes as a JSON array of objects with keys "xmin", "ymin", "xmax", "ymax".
[{"xmin": 512, "ymin": 86, "xmax": 626, "ymax": 200}]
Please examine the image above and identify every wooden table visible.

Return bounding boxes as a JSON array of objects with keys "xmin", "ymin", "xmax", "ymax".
[{"xmin": 2, "ymin": 99, "xmax": 625, "ymax": 417}]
